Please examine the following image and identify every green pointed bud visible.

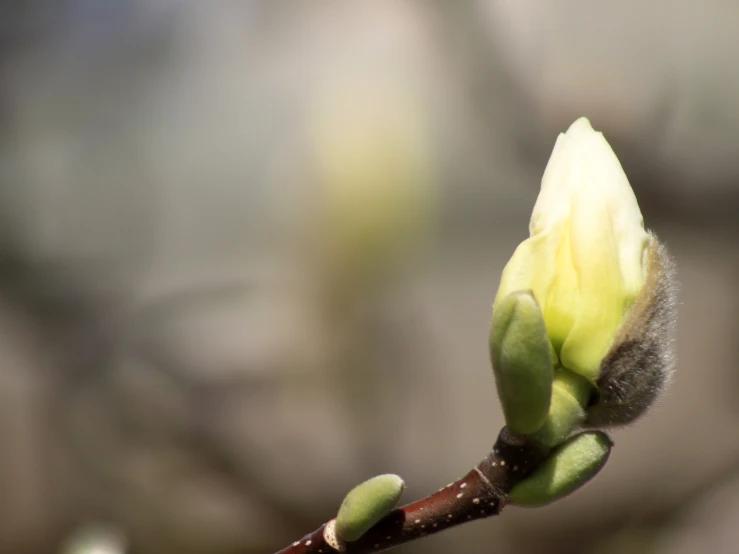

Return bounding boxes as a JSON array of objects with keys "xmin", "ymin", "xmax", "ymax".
[
  {"xmin": 335, "ymin": 474, "xmax": 405, "ymax": 542},
  {"xmin": 509, "ymin": 431, "xmax": 612, "ymax": 507},
  {"xmin": 490, "ymin": 291, "xmax": 553, "ymax": 435}
]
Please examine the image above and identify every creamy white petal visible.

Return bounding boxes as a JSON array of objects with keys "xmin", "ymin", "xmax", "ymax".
[{"xmin": 494, "ymin": 117, "xmax": 649, "ymax": 382}]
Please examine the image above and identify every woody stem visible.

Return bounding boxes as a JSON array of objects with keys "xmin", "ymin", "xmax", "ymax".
[{"xmin": 271, "ymin": 427, "xmax": 549, "ymax": 554}]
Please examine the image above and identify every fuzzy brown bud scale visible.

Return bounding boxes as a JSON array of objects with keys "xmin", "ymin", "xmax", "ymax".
[{"xmin": 585, "ymin": 233, "xmax": 678, "ymax": 427}]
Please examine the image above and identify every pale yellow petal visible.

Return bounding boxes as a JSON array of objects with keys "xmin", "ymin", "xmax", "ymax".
[
  {"xmin": 559, "ymin": 191, "xmax": 623, "ymax": 381},
  {"xmin": 494, "ymin": 231, "xmax": 559, "ymax": 312}
]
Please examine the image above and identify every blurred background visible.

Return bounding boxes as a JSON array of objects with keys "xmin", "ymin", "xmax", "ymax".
[{"xmin": 1, "ymin": 1, "xmax": 739, "ymax": 553}]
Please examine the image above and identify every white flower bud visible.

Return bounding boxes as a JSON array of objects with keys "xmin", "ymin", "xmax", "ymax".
[
  {"xmin": 493, "ymin": 117, "xmax": 678, "ymax": 428},
  {"xmin": 495, "ymin": 117, "xmax": 650, "ymax": 384}
]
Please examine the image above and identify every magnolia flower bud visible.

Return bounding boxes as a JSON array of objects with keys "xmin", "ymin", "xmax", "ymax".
[
  {"xmin": 493, "ymin": 117, "xmax": 677, "ymax": 428},
  {"xmin": 495, "ymin": 117, "xmax": 648, "ymax": 384},
  {"xmin": 309, "ymin": 77, "xmax": 435, "ymax": 283}
]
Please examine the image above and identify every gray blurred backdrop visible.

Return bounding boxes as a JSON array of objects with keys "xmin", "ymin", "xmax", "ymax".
[{"xmin": 1, "ymin": 2, "xmax": 739, "ymax": 553}]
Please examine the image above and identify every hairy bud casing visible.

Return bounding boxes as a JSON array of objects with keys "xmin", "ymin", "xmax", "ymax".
[{"xmin": 585, "ymin": 234, "xmax": 678, "ymax": 427}]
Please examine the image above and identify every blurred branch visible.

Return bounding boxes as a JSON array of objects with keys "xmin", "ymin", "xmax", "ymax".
[{"xmin": 271, "ymin": 427, "xmax": 548, "ymax": 554}]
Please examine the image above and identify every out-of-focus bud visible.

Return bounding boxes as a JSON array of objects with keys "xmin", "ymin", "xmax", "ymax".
[
  {"xmin": 309, "ymin": 76, "xmax": 436, "ymax": 285},
  {"xmin": 61, "ymin": 525, "xmax": 126, "ymax": 554},
  {"xmin": 335, "ymin": 474, "xmax": 405, "ymax": 542},
  {"xmin": 494, "ymin": 117, "xmax": 649, "ymax": 384},
  {"xmin": 489, "ymin": 291, "xmax": 553, "ymax": 435},
  {"xmin": 509, "ymin": 431, "xmax": 612, "ymax": 507}
]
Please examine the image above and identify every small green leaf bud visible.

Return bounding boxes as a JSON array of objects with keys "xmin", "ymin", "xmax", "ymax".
[
  {"xmin": 490, "ymin": 291, "xmax": 553, "ymax": 435},
  {"xmin": 335, "ymin": 474, "xmax": 405, "ymax": 542},
  {"xmin": 509, "ymin": 431, "xmax": 612, "ymax": 507}
]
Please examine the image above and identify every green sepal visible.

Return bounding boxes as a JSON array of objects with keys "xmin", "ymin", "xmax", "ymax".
[
  {"xmin": 509, "ymin": 431, "xmax": 612, "ymax": 507},
  {"xmin": 335, "ymin": 474, "xmax": 405, "ymax": 542},
  {"xmin": 490, "ymin": 291, "xmax": 553, "ymax": 435}
]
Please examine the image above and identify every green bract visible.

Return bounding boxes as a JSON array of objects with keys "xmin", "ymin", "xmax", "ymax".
[
  {"xmin": 490, "ymin": 291, "xmax": 553, "ymax": 435},
  {"xmin": 509, "ymin": 431, "xmax": 612, "ymax": 507}
]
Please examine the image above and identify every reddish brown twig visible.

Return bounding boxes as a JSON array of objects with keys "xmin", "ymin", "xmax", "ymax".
[{"xmin": 273, "ymin": 427, "xmax": 549, "ymax": 554}]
